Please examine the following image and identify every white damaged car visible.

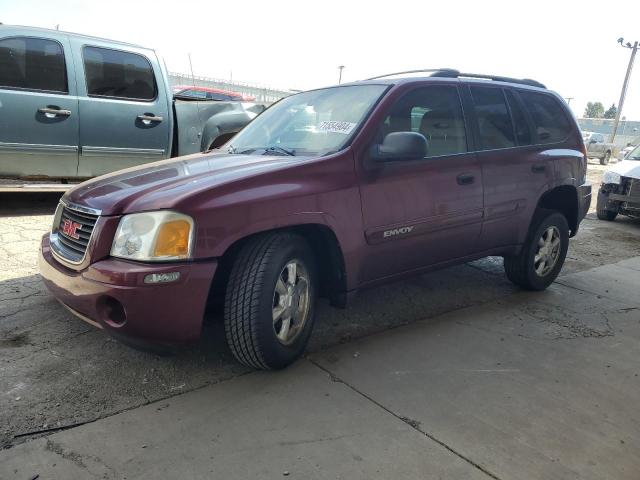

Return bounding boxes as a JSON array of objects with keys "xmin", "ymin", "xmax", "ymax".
[{"xmin": 597, "ymin": 144, "xmax": 640, "ymax": 221}]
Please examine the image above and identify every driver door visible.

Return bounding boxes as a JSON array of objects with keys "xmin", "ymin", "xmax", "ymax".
[{"xmin": 357, "ymin": 85, "xmax": 483, "ymax": 282}]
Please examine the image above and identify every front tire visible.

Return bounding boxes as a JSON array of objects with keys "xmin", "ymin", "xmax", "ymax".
[
  {"xmin": 224, "ymin": 233, "xmax": 317, "ymax": 370},
  {"xmin": 504, "ymin": 210, "xmax": 569, "ymax": 291}
]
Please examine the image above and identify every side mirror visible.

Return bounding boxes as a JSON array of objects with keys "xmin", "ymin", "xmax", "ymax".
[
  {"xmin": 370, "ymin": 132, "xmax": 427, "ymax": 162},
  {"xmin": 589, "ymin": 139, "xmax": 597, "ymax": 144}
]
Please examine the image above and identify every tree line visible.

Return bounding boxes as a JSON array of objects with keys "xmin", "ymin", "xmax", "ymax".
[{"xmin": 584, "ymin": 102, "xmax": 617, "ymax": 119}]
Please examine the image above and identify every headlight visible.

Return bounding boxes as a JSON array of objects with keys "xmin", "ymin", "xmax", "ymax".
[
  {"xmin": 111, "ymin": 211, "xmax": 194, "ymax": 262},
  {"xmin": 602, "ymin": 171, "xmax": 622, "ymax": 185}
]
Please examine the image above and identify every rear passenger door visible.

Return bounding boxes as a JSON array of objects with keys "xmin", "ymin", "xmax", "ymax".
[
  {"xmin": 0, "ymin": 33, "xmax": 79, "ymax": 178},
  {"xmin": 470, "ymin": 86, "xmax": 556, "ymax": 250},
  {"xmin": 70, "ymin": 40, "xmax": 172, "ymax": 177}
]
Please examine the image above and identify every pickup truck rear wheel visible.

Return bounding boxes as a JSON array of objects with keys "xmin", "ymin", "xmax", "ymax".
[
  {"xmin": 600, "ymin": 151, "xmax": 611, "ymax": 165},
  {"xmin": 224, "ymin": 233, "xmax": 317, "ymax": 370},
  {"xmin": 503, "ymin": 210, "xmax": 569, "ymax": 291}
]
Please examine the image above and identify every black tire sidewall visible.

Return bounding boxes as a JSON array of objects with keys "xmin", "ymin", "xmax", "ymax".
[
  {"xmin": 253, "ymin": 237, "xmax": 317, "ymax": 369},
  {"xmin": 522, "ymin": 212, "xmax": 569, "ymax": 290}
]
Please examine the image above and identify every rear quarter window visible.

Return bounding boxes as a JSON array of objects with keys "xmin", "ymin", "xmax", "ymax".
[
  {"xmin": 83, "ymin": 46, "xmax": 157, "ymax": 101},
  {"xmin": 519, "ymin": 91, "xmax": 573, "ymax": 144}
]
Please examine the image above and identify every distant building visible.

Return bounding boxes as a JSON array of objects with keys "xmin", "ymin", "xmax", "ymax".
[{"xmin": 578, "ymin": 118, "xmax": 640, "ymax": 146}]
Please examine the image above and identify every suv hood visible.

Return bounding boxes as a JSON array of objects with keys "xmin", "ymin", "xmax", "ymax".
[
  {"xmin": 64, "ymin": 152, "xmax": 314, "ymax": 215},
  {"xmin": 606, "ymin": 159, "xmax": 640, "ymax": 180}
]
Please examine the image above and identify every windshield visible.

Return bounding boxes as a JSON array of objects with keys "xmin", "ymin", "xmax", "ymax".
[
  {"xmin": 627, "ymin": 145, "xmax": 640, "ymax": 160},
  {"xmin": 227, "ymin": 84, "xmax": 388, "ymax": 156}
]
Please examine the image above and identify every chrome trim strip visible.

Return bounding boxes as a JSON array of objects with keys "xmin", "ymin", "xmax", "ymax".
[
  {"xmin": 63, "ymin": 200, "xmax": 102, "ymax": 216},
  {"xmin": 59, "ymin": 301, "xmax": 103, "ymax": 329},
  {"xmin": 0, "ymin": 142, "xmax": 78, "ymax": 155},
  {"xmin": 81, "ymin": 146, "xmax": 165, "ymax": 158}
]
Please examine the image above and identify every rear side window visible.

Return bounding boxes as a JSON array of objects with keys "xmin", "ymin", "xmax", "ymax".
[
  {"xmin": 505, "ymin": 90, "xmax": 532, "ymax": 146},
  {"xmin": 83, "ymin": 46, "xmax": 157, "ymax": 101},
  {"xmin": 0, "ymin": 37, "xmax": 67, "ymax": 93},
  {"xmin": 207, "ymin": 92, "xmax": 233, "ymax": 100},
  {"xmin": 381, "ymin": 85, "xmax": 467, "ymax": 157},
  {"xmin": 519, "ymin": 91, "xmax": 572, "ymax": 143},
  {"xmin": 470, "ymin": 87, "xmax": 515, "ymax": 150}
]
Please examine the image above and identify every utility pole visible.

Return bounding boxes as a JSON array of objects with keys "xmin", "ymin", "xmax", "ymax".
[
  {"xmin": 610, "ymin": 38, "xmax": 638, "ymax": 143},
  {"xmin": 338, "ymin": 65, "xmax": 345, "ymax": 84}
]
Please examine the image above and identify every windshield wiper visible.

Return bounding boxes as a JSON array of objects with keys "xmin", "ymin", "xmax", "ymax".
[{"xmin": 262, "ymin": 146, "xmax": 295, "ymax": 156}]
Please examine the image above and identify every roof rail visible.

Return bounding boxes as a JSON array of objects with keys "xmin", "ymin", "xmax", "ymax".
[
  {"xmin": 365, "ymin": 68, "xmax": 457, "ymax": 80},
  {"xmin": 432, "ymin": 70, "xmax": 546, "ymax": 89},
  {"xmin": 365, "ymin": 68, "xmax": 546, "ymax": 89}
]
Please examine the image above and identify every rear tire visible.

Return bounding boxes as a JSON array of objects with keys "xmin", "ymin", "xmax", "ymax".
[
  {"xmin": 504, "ymin": 210, "xmax": 569, "ymax": 291},
  {"xmin": 224, "ymin": 232, "xmax": 317, "ymax": 370},
  {"xmin": 596, "ymin": 206, "xmax": 617, "ymax": 221},
  {"xmin": 600, "ymin": 151, "xmax": 611, "ymax": 165}
]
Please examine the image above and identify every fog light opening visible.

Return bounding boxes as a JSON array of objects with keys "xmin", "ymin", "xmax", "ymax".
[{"xmin": 98, "ymin": 296, "xmax": 127, "ymax": 327}]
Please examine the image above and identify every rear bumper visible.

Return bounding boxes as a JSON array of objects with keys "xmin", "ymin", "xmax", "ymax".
[{"xmin": 39, "ymin": 234, "xmax": 217, "ymax": 345}]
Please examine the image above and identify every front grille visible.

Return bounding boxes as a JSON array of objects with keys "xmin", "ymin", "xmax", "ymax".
[
  {"xmin": 628, "ymin": 178, "xmax": 640, "ymax": 198},
  {"xmin": 51, "ymin": 203, "xmax": 100, "ymax": 264}
]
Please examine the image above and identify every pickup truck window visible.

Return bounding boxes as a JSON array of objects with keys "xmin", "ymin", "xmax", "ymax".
[
  {"xmin": 228, "ymin": 85, "xmax": 387, "ymax": 156},
  {"xmin": 470, "ymin": 86, "xmax": 516, "ymax": 150},
  {"xmin": 83, "ymin": 46, "xmax": 157, "ymax": 101},
  {"xmin": 0, "ymin": 37, "xmax": 67, "ymax": 93},
  {"xmin": 382, "ymin": 86, "xmax": 467, "ymax": 157},
  {"xmin": 519, "ymin": 91, "xmax": 572, "ymax": 144}
]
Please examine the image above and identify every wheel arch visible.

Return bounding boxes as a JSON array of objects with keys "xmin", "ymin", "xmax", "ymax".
[
  {"xmin": 536, "ymin": 185, "xmax": 579, "ymax": 236},
  {"xmin": 207, "ymin": 223, "xmax": 348, "ymax": 311}
]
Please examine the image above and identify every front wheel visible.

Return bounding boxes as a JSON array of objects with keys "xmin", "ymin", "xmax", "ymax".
[
  {"xmin": 600, "ymin": 151, "xmax": 611, "ymax": 165},
  {"xmin": 224, "ymin": 233, "xmax": 317, "ymax": 370},
  {"xmin": 504, "ymin": 210, "xmax": 569, "ymax": 291}
]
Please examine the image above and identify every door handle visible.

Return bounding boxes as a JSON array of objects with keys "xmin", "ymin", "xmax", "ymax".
[
  {"xmin": 457, "ymin": 173, "xmax": 475, "ymax": 185},
  {"xmin": 532, "ymin": 164, "xmax": 546, "ymax": 173},
  {"xmin": 38, "ymin": 107, "xmax": 71, "ymax": 118},
  {"xmin": 137, "ymin": 114, "xmax": 163, "ymax": 125}
]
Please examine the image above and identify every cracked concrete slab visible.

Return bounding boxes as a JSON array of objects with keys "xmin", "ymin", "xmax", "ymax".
[
  {"xmin": 311, "ymin": 277, "xmax": 640, "ymax": 480},
  {"xmin": 0, "ymin": 362, "xmax": 490, "ymax": 480}
]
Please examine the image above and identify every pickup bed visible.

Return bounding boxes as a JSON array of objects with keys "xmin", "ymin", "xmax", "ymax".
[{"xmin": 0, "ymin": 25, "xmax": 266, "ymax": 189}]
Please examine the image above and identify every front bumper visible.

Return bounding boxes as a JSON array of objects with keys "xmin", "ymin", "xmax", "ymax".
[{"xmin": 39, "ymin": 234, "xmax": 218, "ymax": 345}]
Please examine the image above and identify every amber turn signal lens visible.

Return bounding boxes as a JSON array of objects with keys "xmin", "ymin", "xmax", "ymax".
[{"xmin": 153, "ymin": 220, "xmax": 191, "ymax": 257}]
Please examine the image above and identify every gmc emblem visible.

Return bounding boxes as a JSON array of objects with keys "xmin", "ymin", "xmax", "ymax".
[{"xmin": 62, "ymin": 218, "xmax": 82, "ymax": 240}]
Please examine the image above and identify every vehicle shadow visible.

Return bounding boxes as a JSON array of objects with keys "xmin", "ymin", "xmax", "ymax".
[{"xmin": 0, "ymin": 193, "xmax": 63, "ymax": 218}]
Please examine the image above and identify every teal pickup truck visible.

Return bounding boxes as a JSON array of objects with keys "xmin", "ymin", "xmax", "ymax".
[{"xmin": 0, "ymin": 25, "xmax": 266, "ymax": 190}]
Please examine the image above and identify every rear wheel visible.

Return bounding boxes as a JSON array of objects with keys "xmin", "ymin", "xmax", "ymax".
[
  {"xmin": 224, "ymin": 232, "xmax": 317, "ymax": 370},
  {"xmin": 504, "ymin": 210, "xmax": 569, "ymax": 291},
  {"xmin": 600, "ymin": 151, "xmax": 611, "ymax": 165}
]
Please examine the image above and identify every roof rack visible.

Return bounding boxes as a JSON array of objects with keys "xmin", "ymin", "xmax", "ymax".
[{"xmin": 366, "ymin": 68, "xmax": 546, "ymax": 89}]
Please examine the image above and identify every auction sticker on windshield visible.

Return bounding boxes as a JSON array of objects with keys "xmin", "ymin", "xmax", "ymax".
[{"xmin": 318, "ymin": 121, "xmax": 357, "ymax": 134}]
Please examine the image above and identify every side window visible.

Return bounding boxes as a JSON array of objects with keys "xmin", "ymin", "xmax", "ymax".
[
  {"xmin": 0, "ymin": 36, "xmax": 67, "ymax": 92},
  {"xmin": 381, "ymin": 86, "xmax": 467, "ymax": 157},
  {"xmin": 83, "ymin": 46, "xmax": 157, "ymax": 101},
  {"xmin": 505, "ymin": 90, "xmax": 532, "ymax": 146},
  {"xmin": 470, "ymin": 86, "xmax": 515, "ymax": 150},
  {"xmin": 519, "ymin": 91, "xmax": 572, "ymax": 144}
]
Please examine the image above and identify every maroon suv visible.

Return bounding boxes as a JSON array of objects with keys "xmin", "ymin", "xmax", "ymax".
[{"xmin": 39, "ymin": 69, "xmax": 592, "ymax": 369}]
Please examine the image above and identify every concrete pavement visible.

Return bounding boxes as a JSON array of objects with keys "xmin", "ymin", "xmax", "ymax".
[{"xmin": 2, "ymin": 258, "xmax": 640, "ymax": 480}]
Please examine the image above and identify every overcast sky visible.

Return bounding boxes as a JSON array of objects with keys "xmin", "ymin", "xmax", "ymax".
[{"xmin": 3, "ymin": 0, "xmax": 640, "ymax": 119}]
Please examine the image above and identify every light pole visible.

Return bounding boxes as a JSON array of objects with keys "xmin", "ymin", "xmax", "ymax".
[
  {"xmin": 610, "ymin": 38, "xmax": 638, "ymax": 143},
  {"xmin": 338, "ymin": 65, "xmax": 345, "ymax": 84}
]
